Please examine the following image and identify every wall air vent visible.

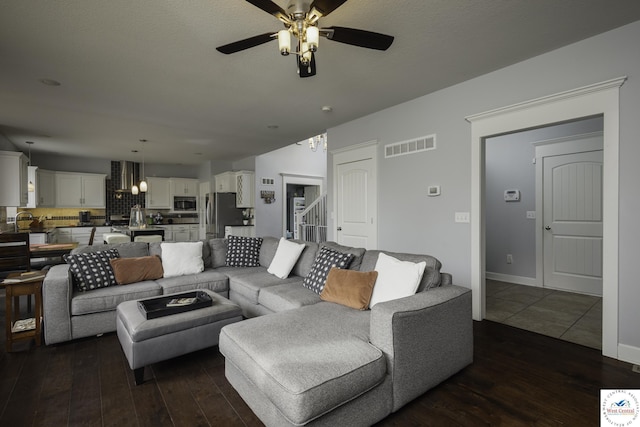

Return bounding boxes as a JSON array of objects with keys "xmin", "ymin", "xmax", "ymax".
[{"xmin": 384, "ymin": 134, "xmax": 436, "ymax": 158}]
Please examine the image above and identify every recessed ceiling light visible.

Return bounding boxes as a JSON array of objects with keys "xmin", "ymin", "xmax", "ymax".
[
  {"xmin": 39, "ymin": 78, "xmax": 61, "ymax": 86},
  {"xmin": 321, "ymin": 106, "xmax": 333, "ymax": 112}
]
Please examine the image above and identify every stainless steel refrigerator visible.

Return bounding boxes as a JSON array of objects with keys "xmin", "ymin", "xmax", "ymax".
[{"xmin": 201, "ymin": 192, "xmax": 244, "ymax": 238}]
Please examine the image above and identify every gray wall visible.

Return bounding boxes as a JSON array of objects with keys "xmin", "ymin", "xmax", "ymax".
[
  {"xmin": 0, "ymin": 133, "xmax": 18, "ymax": 151},
  {"xmin": 30, "ymin": 152, "xmax": 209, "ymax": 179},
  {"xmin": 485, "ymin": 132, "xmax": 537, "ymax": 278},
  {"xmin": 326, "ymin": 20, "xmax": 640, "ymax": 350},
  {"xmin": 255, "ymin": 141, "xmax": 327, "ymax": 238},
  {"xmin": 485, "ymin": 117, "xmax": 603, "ymax": 280}
]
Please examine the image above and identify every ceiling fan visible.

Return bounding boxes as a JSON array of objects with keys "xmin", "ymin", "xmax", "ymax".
[{"xmin": 216, "ymin": 0, "xmax": 394, "ymax": 78}]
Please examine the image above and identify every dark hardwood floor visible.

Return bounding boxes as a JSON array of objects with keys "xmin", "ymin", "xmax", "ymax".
[{"xmin": 1, "ymin": 307, "xmax": 638, "ymax": 426}]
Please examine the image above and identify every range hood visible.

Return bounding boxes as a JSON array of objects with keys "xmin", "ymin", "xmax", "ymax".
[{"xmin": 117, "ymin": 160, "xmax": 141, "ymax": 192}]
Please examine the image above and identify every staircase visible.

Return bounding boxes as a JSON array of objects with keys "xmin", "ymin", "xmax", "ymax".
[{"xmin": 295, "ymin": 193, "xmax": 327, "ymax": 243}]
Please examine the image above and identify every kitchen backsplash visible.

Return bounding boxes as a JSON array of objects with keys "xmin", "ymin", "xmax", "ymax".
[
  {"xmin": 7, "ymin": 207, "xmax": 198, "ymax": 228},
  {"xmin": 106, "ymin": 161, "xmax": 146, "ymax": 216},
  {"xmin": 16, "ymin": 208, "xmax": 107, "ymax": 227}
]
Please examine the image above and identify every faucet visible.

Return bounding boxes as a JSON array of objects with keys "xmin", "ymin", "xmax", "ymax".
[{"xmin": 14, "ymin": 211, "xmax": 34, "ymax": 232}]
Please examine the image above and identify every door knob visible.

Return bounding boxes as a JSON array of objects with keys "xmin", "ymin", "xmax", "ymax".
[
  {"xmin": 337, "ymin": 227, "xmax": 342, "ymax": 231},
  {"xmin": 545, "ymin": 226, "xmax": 551, "ymax": 231}
]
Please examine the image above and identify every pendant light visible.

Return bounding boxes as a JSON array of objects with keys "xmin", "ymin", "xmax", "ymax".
[
  {"xmin": 131, "ymin": 148, "xmax": 139, "ymax": 195},
  {"xmin": 139, "ymin": 139, "xmax": 147, "ymax": 192},
  {"xmin": 26, "ymin": 141, "xmax": 35, "ymax": 192}
]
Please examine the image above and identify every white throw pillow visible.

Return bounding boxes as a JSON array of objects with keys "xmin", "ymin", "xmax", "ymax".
[
  {"xmin": 369, "ymin": 252, "xmax": 427, "ymax": 307},
  {"xmin": 267, "ymin": 238, "xmax": 306, "ymax": 279},
  {"xmin": 161, "ymin": 241, "xmax": 204, "ymax": 278}
]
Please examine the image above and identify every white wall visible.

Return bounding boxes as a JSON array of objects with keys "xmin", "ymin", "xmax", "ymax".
[
  {"xmin": 255, "ymin": 142, "xmax": 327, "ymax": 237},
  {"xmin": 327, "ymin": 20, "xmax": 640, "ymax": 353}
]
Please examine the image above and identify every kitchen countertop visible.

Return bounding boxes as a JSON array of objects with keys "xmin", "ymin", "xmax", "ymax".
[
  {"xmin": 112, "ymin": 226, "xmax": 167, "ymax": 232},
  {"xmin": 12, "ymin": 228, "xmax": 57, "ymax": 234}
]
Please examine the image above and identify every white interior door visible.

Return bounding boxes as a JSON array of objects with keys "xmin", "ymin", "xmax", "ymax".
[
  {"xmin": 543, "ymin": 150, "xmax": 603, "ymax": 295},
  {"xmin": 335, "ymin": 151, "xmax": 377, "ymax": 249}
]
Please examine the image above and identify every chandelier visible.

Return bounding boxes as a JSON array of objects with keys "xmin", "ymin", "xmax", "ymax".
[{"xmin": 308, "ymin": 134, "xmax": 327, "ymax": 152}]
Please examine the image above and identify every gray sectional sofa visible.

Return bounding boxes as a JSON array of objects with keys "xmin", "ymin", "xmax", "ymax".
[{"xmin": 42, "ymin": 236, "xmax": 473, "ymax": 426}]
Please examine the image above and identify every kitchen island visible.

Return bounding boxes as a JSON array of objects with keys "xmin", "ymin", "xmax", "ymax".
[{"xmin": 110, "ymin": 226, "xmax": 165, "ymax": 242}]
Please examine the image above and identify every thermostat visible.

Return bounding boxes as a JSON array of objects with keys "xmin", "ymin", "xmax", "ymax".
[
  {"xmin": 427, "ymin": 185, "xmax": 441, "ymax": 197},
  {"xmin": 504, "ymin": 189, "xmax": 520, "ymax": 202}
]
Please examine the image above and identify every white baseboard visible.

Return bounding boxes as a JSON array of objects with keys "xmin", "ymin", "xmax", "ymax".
[
  {"xmin": 485, "ymin": 272, "xmax": 539, "ymax": 287},
  {"xmin": 618, "ymin": 344, "xmax": 640, "ymax": 366}
]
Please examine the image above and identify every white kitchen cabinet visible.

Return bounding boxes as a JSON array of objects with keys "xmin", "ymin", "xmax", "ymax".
[
  {"xmin": 214, "ymin": 171, "xmax": 236, "ymax": 193},
  {"xmin": 170, "ymin": 178, "xmax": 198, "ymax": 197},
  {"xmin": 225, "ymin": 225, "xmax": 256, "ymax": 238},
  {"xmin": 53, "ymin": 226, "xmax": 110, "ymax": 244},
  {"xmin": 30, "ymin": 232, "xmax": 48, "ymax": 263},
  {"xmin": 189, "ymin": 224, "xmax": 199, "ymax": 241},
  {"xmin": 30, "ymin": 233, "xmax": 47, "ymax": 244},
  {"xmin": 161, "ymin": 224, "xmax": 199, "ymax": 242},
  {"xmin": 158, "ymin": 226, "xmax": 172, "ymax": 241},
  {"xmin": 55, "ymin": 172, "xmax": 106, "ymax": 208},
  {"xmin": 53, "ymin": 228, "xmax": 73, "ymax": 243},
  {"xmin": 37, "ymin": 169, "xmax": 56, "ymax": 207},
  {"xmin": 171, "ymin": 224, "xmax": 191, "ymax": 242},
  {"xmin": 145, "ymin": 177, "xmax": 171, "ymax": 209},
  {"xmin": 0, "ymin": 151, "xmax": 28, "ymax": 207},
  {"xmin": 235, "ymin": 171, "xmax": 255, "ymax": 208}
]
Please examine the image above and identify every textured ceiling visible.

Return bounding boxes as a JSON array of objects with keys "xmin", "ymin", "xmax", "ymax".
[{"xmin": 1, "ymin": 0, "xmax": 640, "ymax": 165}]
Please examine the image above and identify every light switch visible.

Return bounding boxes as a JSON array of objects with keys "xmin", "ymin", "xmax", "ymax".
[{"xmin": 526, "ymin": 211, "xmax": 536, "ymax": 219}]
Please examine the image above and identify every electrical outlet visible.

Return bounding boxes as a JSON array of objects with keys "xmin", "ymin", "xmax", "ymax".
[
  {"xmin": 526, "ymin": 211, "xmax": 536, "ymax": 219},
  {"xmin": 46, "ymin": 215, "xmax": 52, "ymax": 219},
  {"xmin": 454, "ymin": 212, "xmax": 470, "ymax": 223},
  {"xmin": 633, "ymin": 365, "xmax": 640, "ymax": 374},
  {"xmin": 506, "ymin": 254, "xmax": 513, "ymax": 264}
]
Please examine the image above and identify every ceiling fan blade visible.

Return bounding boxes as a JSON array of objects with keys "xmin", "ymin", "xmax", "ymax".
[
  {"xmin": 309, "ymin": 0, "xmax": 348, "ymax": 16},
  {"xmin": 324, "ymin": 26, "xmax": 394, "ymax": 50},
  {"xmin": 245, "ymin": 0, "xmax": 290, "ymax": 23},
  {"xmin": 298, "ymin": 53, "xmax": 317, "ymax": 78},
  {"xmin": 216, "ymin": 32, "xmax": 276, "ymax": 54}
]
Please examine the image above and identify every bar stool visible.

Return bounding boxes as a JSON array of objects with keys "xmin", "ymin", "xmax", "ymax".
[
  {"xmin": 103, "ymin": 233, "xmax": 130, "ymax": 244},
  {"xmin": 133, "ymin": 235, "xmax": 163, "ymax": 243}
]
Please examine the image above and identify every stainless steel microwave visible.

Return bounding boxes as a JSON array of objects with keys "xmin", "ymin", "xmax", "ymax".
[{"xmin": 173, "ymin": 196, "xmax": 197, "ymax": 211}]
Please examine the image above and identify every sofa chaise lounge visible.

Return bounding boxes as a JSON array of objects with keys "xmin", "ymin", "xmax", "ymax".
[{"xmin": 42, "ymin": 236, "xmax": 473, "ymax": 426}]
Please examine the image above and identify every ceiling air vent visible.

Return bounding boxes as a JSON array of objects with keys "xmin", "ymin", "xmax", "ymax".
[{"xmin": 385, "ymin": 134, "xmax": 436, "ymax": 159}]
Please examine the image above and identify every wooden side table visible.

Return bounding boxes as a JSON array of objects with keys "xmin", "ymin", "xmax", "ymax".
[{"xmin": 2, "ymin": 271, "xmax": 45, "ymax": 352}]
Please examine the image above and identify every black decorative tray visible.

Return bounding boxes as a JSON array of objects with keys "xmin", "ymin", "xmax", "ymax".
[{"xmin": 137, "ymin": 291, "xmax": 213, "ymax": 319}]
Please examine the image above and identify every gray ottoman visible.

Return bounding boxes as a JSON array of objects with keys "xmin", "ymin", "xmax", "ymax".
[{"xmin": 116, "ymin": 289, "xmax": 242, "ymax": 385}]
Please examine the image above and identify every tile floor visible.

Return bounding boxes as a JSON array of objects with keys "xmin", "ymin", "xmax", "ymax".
[{"xmin": 485, "ymin": 279, "xmax": 602, "ymax": 350}]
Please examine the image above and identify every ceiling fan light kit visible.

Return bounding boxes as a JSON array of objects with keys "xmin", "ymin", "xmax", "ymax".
[{"xmin": 217, "ymin": 0, "xmax": 394, "ymax": 78}]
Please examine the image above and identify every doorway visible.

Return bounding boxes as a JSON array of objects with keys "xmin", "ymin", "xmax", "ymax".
[
  {"xmin": 285, "ymin": 183, "xmax": 320, "ymax": 239},
  {"xmin": 281, "ymin": 174, "xmax": 323, "ymax": 239},
  {"xmin": 467, "ymin": 77, "xmax": 625, "ymax": 358},
  {"xmin": 485, "ymin": 121, "xmax": 603, "ymax": 294},
  {"xmin": 484, "ymin": 121, "xmax": 604, "ymax": 349}
]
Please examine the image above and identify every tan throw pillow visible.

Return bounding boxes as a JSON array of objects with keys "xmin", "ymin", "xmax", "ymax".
[
  {"xmin": 110, "ymin": 255, "xmax": 164, "ymax": 285},
  {"xmin": 320, "ymin": 268, "xmax": 378, "ymax": 310}
]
